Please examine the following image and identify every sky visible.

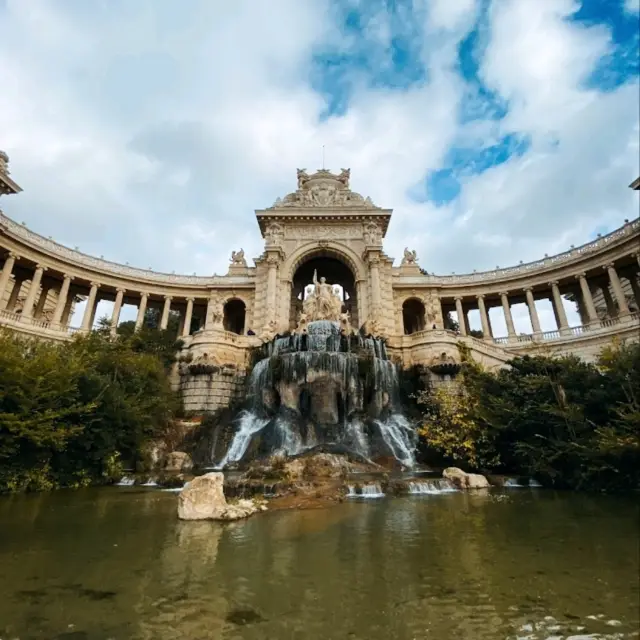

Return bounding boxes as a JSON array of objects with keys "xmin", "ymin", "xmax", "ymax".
[{"xmin": 0, "ymin": 0, "xmax": 638, "ymax": 333}]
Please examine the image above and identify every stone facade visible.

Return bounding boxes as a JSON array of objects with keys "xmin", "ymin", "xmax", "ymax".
[{"xmin": 1, "ymin": 156, "xmax": 639, "ymax": 413}]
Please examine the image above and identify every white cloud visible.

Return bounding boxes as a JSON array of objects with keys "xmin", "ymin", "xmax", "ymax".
[
  {"xmin": 625, "ymin": 0, "xmax": 640, "ymax": 14},
  {"xmin": 0, "ymin": 0, "xmax": 637, "ymax": 294}
]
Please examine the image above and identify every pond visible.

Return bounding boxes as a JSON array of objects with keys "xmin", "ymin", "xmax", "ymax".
[{"xmin": 0, "ymin": 487, "xmax": 638, "ymax": 639}]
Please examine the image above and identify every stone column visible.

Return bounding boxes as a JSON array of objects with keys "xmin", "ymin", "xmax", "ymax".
[
  {"xmin": 500, "ymin": 292, "xmax": 515, "ymax": 337},
  {"xmin": 21, "ymin": 265, "xmax": 46, "ymax": 319},
  {"xmin": 369, "ymin": 256, "xmax": 382, "ymax": 311},
  {"xmin": 110, "ymin": 288, "xmax": 126, "ymax": 335},
  {"xmin": 477, "ymin": 294, "xmax": 492, "ymax": 339},
  {"xmin": 576, "ymin": 273, "xmax": 598, "ymax": 324},
  {"xmin": 50, "ymin": 275, "xmax": 73, "ymax": 327},
  {"xmin": 524, "ymin": 288, "xmax": 541, "ymax": 334},
  {"xmin": 549, "ymin": 281, "xmax": 569, "ymax": 333},
  {"xmin": 265, "ymin": 255, "xmax": 280, "ymax": 324},
  {"xmin": 454, "ymin": 297, "xmax": 467, "ymax": 336},
  {"xmin": 630, "ymin": 275, "xmax": 640, "ymax": 311},
  {"xmin": 0, "ymin": 252, "xmax": 17, "ymax": 305},
  {"xmin": 61, "ymin": 292, "xmax": 75, "ymax": 328},
  {"xmin": 605, "ymin": 263, "xmax": 629, "ymax": 315},
  {"xmin": 356, "ymin": 279, "xmax": 368, "ymax": 327},
  {"xmin": 135, "ymin": 292, "xmax": 149, "ymax": 331},
  {"xmin": 6, "ymin": 276, "xmax": 25, "ymax": 312},
  {"xmin": 160, "ymin": 295, "xmax": 172, "ymax": 330},
  {"xmin": 182, "ymin": 297, "xmax": 194, "ymax": 337},
  {"xmin": 81, "ymin": 282, "xmax": 100, "ymax": 332},
  {"xmin": 34, "ymin": 282, "xmax": 53, "ymax": 319}
]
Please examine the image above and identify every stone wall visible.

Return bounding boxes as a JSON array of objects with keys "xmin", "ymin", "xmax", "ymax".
[{"xmin": 180, "ymin": 369, "xmax": 246, "ymax": 413}]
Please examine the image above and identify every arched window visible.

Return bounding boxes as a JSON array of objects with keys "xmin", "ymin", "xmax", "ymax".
[
  {"xmin": 223, "ymin": 299, "xmax": 246, "ymax": 334},
  {"xmin": 402, "ymin": 298, "xmax": 426, "ymax": 335}
]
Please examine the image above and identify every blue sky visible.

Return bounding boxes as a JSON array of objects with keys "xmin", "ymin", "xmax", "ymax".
[{"xmin": 0, "ymin": 0, "xmax": 638, "ymax": 331}]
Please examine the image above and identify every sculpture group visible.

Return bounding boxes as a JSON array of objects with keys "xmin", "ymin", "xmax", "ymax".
[{"xmin": 295, "ymin": 270, "xmax": 353, "ymax": 335}]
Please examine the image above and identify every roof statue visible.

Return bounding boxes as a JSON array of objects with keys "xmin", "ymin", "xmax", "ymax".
[{"xmin": 271, "ymin": 168, "xmax": 378, "ymax": 209}]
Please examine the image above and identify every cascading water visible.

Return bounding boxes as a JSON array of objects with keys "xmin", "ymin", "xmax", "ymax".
[{"xmin": 215, "ymin": 321, "xmax": 417, "ymax": 468}]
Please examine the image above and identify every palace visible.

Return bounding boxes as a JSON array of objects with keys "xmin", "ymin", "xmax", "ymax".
[{"xmin": 1, "ymin": 155, "xmax": 639, "ymax": 412}]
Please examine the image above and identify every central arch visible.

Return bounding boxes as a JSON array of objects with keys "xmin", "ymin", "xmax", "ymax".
[{"xmin": 283, "ymin": 243, "xmax": 365, "ymax": 331}]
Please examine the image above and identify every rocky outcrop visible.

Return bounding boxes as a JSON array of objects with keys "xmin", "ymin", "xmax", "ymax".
[
  {"xmin": 443, "ymin": 467, "xmax": 490, "ymax": 489},
  {"xmin": 165, "ymin": 451, "xmax": 193, "ymax": 472},
  {"xmin": 178, "ymin": 472, "xmax": 267, "ymax": 521}
]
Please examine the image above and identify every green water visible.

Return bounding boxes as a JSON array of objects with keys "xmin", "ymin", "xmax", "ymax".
[{"xmin": 0, "ymin": 487, "xmax": 638, "ymax": 640}]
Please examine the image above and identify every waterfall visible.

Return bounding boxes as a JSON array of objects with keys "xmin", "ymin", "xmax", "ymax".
[
  {"xmin": 116, "ymin": 476, "xmax": 135, "ymax": 486},
  {"xmin": 375, "ymin": 414, "xmax": 416, "ymax": 467},
  {"xmin": 213, "ymin": 320, "xmax": 417, "ymax": 468},
  {"xmin": 407, "ymin": 480, "xmax": 457, "ymax": 494},
  {"xmin": 529, "ymin": 478, "xmax": 542, "ymax": 488},
  {"xmin": 346, "ymin": 483, "xmax": 385, "ymax": 498},
  {"xmin": 215, "ymin": 411, "xmax": 269, "ymax": 468},
  {"xmin": 504, "ymin": 478, "xmax": 524, "ymax": 488}
]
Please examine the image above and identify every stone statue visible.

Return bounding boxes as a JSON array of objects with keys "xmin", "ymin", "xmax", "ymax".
[
  {"xmin": 260, "ymin": 319, "xmax": 278, "ymax": 342},
  {"xmin": 364, "ymin": 222, "xmax": 382, "ymax": 245},
  {"xmin": 209, "ymin": 295, "xmax": 224, "ymax": 327},
  {"xmin": 296, "ymin": 168, "xmax": 310, "ymax": 189},
  {"xmin": 230, "ymin": 249, "xmax": 246, "ymax": 267},
  {"xmin": 424, "ymin": 293, "xmax": 442, "ymax": 327},
  {"xmin": 299, "ymin": 271, "xmax": 343, "ymax": 322},
  {"xmin": 401, "ymin": 248, "xmax": 417, "ymax": 265},
  {"xmin": 337, "ymin": 168, "xmax": 350, "ymax": 187}
]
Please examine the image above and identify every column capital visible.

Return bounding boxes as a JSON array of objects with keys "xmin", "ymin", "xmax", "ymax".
[
  {"xmin": 368, "ymin": 256, "xmax": 381, "ymax": 266},
  {"xmin": 139, "ymin": 291, "xmax": 149, "ymax": 298},
  {"xmin": 62, "ymin": 273, "xmax": 74, "ymax": 282},
  {"xmin": 35, "ymin": 264, "xmax": 48, "ymax": 272},
  {"xmin": 523, "ymin": 287, "xmax": 534, "ymax": 293},
  {"xmin": 548, "ymin": 280, "xmax": 559, "ymax": 287},
  {"xmin": 7, "ymin": 251, "xmax": 19, "ymax": 259},
  {"xmin": 499, "ymin": 291, "xmax": 509, "ymax": 297},
  {"xmin": 266, "ymin": 254, "xmax": 281, "ymax": 266},
  {"xmin": 476, "ymin": 293, "xmax": 485, "ymax": 300},
  {"xmin": 603, "ymin": 262, "xmax": 615, "ymax": 270},
  {"xmin": 186, "ymin": 296, "xmax": 195, "ymax": 302},
  {"xmin": 163, "ymin": 294, "xmax": 173, "ymax": 301},
  {"xmin": 90, "ymin": 281, "xmax": 101, "ymax": 288},
  {"xmin": 454, "ymin": 296, "xmax": 463, "ymax": 303},
  {"xmin": 574, "ymin": 271, "xmax": 587, "ymax": 280},
  {"xmin": 116, "ymin": 287, "xmax": 126, "ymax": 294}
]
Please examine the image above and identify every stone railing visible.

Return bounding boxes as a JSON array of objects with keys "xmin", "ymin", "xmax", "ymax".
[
  {"xmin": 493, "ymin": 312, "xmax": 639, "ymax": 346},
  {"xmin": 0, "ymin": 307, "xmax": 80, "ymax": 337},
  {"xmin": 399, "ymin": 218, "xmax": 639, "ymax": 284}
]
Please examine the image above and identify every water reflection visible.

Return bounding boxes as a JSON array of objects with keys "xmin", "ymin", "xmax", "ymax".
[{"xmin": 0, "ymin": 488, "xmax": 638, "ymax": 639}]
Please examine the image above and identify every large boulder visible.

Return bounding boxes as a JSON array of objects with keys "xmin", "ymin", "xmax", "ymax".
[
  {"xmin": 165, "ymin": 451, "xmax": 193, "ymax": 472},
  {"xmin": 178, "ymin": 472, "xmax": 266, "ymax": 521},
  {"xmin": 443, "ymin": 467, "xmax": 490, "ymax": 490}
]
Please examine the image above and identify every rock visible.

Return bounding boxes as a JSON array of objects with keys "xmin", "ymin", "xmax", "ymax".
[
  {"xmin": 178, "ymin": 472, "xmax": 266, "ymax": 521},
  {"xmin": 165, "ymin": 451, "xmax": 193, "ymax": 472},
  {"xmin": 443, "ymin": 467, "xmax": 490, "ymax": 490}
]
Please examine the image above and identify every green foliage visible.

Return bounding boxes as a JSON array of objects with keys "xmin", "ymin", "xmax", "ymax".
[
  {"xmin": 0, "ymin": 327, "xmax": 180, "ymax": 493},
  {"xmin": 417, "ymin": 341, "xmax": 640, "ymax": 493}
]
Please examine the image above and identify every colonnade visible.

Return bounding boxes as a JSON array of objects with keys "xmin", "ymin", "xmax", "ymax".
[
  {"xmin": 444, "ymin": 258, "xmax": 639, "ymax": 341},
  {"xmin": 0, "ymin": 252, "xmax": 249, "ymax": 338}
]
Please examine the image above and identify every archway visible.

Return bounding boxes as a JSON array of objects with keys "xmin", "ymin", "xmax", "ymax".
[
  {"xmin": 402, "ymin": 298, "xmax": 426, "ymax": 334},
  {"xmin": 290, "ymin": 255, "xmax": 357, "ymax": 330},
  {"xmin": 223, "ymin": 299, "xmax": 246, "ymax": 334}
]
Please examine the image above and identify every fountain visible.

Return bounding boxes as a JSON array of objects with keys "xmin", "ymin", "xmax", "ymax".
[{"xmin": 212, "ymin": 273, "xmax": 417, "ymax": 469}]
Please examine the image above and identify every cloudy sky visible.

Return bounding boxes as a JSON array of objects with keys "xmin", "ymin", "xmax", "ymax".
[{"xmin": 0, "ymin": 0, "xmax": 638, "ymax": 331}]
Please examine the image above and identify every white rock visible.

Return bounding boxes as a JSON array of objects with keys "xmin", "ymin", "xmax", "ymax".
[
  {"xmin": 177, "ymin": 472, "xmax": 265, "ymax": 521},
  {"xmin": 165, "ymin": 451, "xmax": 193, "ymax": 472},
  {"xmin": 443, "ymin": 467, "xmax": 490, "ymax": 489}
]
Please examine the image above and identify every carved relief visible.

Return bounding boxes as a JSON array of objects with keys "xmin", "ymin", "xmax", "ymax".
[
  {"xmin": 265, "ymin": 222, "xmax": 284, "ymax": 246},
  {"xmin": 283, "ymin": 225, "xmax": 362, "ymax": 240},
  {"xmin": 364, "ymin": 222, "xmax": 382, "ymax": 246}
]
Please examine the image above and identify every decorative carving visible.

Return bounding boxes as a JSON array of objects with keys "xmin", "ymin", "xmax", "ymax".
[
  {"xmin": 271, "ymin": 169, "xmax": 377, "ymax": 209},
  {"xmin": 424, "ymin": 293, "xmax": 442, "ymax": 327},
  {"xmin": 283, "ymin": 225, "xmax": 362, "ymax": 240},
  {"xmin": 401, "ymin": 248, "xmax": 418, "ymax": 265},
  {"xmin": 260, "ymin": 319, "xmax": 278, "ymax": 342},
  {"xmin": 265, "ymin": 222, "xmax": 284, "ymax": 245},
  {"xmin": 209, "ymin": 294, "xmax": 224, "ymax": 327},
  {"xmin": 339, "ymin": 311, "xmax": 353, "ymax": 335},
  {"xmin": 230, "ymin": 249, "xmax": 246, "ymax": 267},
  {"xmin": 0, "ymin": 150, "xmax": 8, "ymax": 175},
  {"xmin": 364, "ymin": 222, "xmax": 382, "ymax": 246}
]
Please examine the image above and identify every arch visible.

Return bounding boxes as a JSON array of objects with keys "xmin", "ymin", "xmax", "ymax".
[
  {"xmin": 223, "ymin": 298, "xmax": 246, "ymax": 334},
  {"xmin": 402, "ymin": 297, "xmax": 426, "ymax": 334},
  {"xmin": 283, "ymin": 241, "xmax": 367, "ymax": 283}
]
